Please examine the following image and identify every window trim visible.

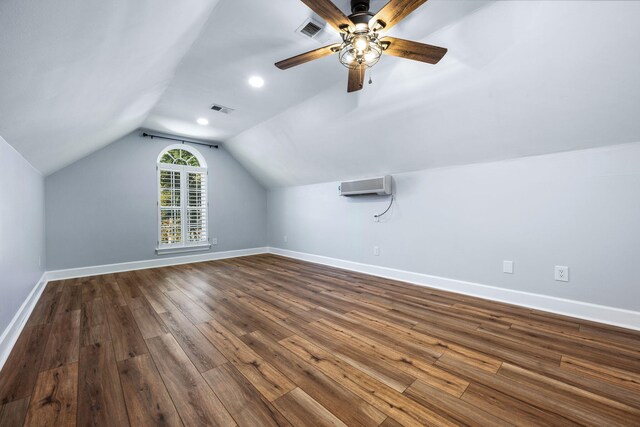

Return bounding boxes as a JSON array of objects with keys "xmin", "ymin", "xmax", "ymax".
[
  {"xmin": 156, "ymin": 143, "xmax": 207, "ymax": 167},
  {"xmin": 156, "ymin": 145, "xmax": 209, "ymax": 254}
]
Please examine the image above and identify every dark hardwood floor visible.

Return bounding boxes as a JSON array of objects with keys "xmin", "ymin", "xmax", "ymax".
[{"xmin": 1, "ymin": 254, "xmax": 639, "ymax": 426}]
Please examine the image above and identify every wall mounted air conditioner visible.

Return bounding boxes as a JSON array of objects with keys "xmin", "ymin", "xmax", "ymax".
[{"xmin": 339, "ymin": 175, "xmax": 392, "ymax": 196}]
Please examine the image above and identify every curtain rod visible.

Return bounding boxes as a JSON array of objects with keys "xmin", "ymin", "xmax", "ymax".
[{"xmin": 142, "ymin": 132, "xmax": 219, "ymax": 149}]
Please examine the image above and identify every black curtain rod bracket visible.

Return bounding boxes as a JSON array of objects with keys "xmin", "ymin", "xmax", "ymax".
[{"xmin": 142, "ymin": 132, "xmax": 219, "ymax": 149}]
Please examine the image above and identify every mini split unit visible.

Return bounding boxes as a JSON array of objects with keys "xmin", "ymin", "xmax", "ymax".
[{"xmin": 339, "ymin": 175, "xmax": 392, "ymax": 196}]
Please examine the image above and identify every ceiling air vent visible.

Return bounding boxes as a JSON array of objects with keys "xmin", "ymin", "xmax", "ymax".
[
  {"xmin": 297, "ymin": 18, "xmax": 325, "ymax": 39},
  {"xmin": 210, "ymin": 103, "xmax": 234, "ymax": 114}
]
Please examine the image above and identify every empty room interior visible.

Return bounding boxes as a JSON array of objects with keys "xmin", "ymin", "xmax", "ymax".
[{"xmin": 2, "ymin": 0, "xmax": 640, "ymax": 425}]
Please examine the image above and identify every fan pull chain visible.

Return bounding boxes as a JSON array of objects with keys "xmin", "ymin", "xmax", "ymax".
[{"xmin": 368, "ymin": 69, "xmax": 373, "ymax": 85}]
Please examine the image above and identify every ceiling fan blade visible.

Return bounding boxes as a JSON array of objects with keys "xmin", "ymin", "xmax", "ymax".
[
  {"xmin": 347, "ymin": 65, "xmax": 365, "ymax": 93},
  {"xmin": 275, "ymin": 44, "xmax": 340, "ymax": 70},
  {"xmin": 299, "ymin": 0, "xmax": 352, "ymax": 32},
  {"xmin": 370, "ymin": 0, "xmax": 428, "ymax": 32},
  {"xmin": 382, "ymin": 37, "xmax": 447, "ymax": 64}
]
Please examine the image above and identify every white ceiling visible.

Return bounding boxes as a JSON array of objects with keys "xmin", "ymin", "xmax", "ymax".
[
  {"xmin": 142, "ymin": 0, "xmax": 388, "ymax": 140},
  {"xmin": 0, "ymin": 0, "xmax": 221, "ymax": 174},
  {"xmin": 2, "ymin": 1, "xmax": 639, "ymax": 186},
  {"xmin": 142, "ymin": 0, "xmax": 490, "ymax": 141},
  {"xmin": 222, "ymin": 0, "xmax": 640, "ymax": 187}
]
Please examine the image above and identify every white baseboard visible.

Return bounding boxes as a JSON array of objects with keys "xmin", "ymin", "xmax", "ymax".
[
  {"xmin": 46, "ymin": 247, "xmax": 269, "ymax": 281},
  {"xmin": 0, "ymin": 273, "xmax": 48, "ymax": 370},
  {"xmin": 3, "ymin": 245, "xmax": 638, "ymax": 373},
  {"xmin": 268, "ymin": 247, "xmax": 640, "ymax": 331}
]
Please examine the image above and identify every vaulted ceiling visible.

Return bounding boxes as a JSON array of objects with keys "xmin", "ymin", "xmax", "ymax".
[
  {"xmin": 140, "ymin": 0, "xmax": 488, "ymax": 142},
  {"xmin": 0, "ymin": 0, "xmax": 222, "ymax": 174},
  {"xmin": 222, "ymin": 0, "xmax": 640, "ymax": 187},
  {"xmin": 2, "ymin": 1, "xmax": 640, "ymax": 186}
]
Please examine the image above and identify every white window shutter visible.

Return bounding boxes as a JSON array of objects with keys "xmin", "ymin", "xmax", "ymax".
[
  {"xmin": 186, "ymin": 171, "xmax": 207, "ymax": 244},
  {"xmin": 158, "ymin": 168, "xmax": 182, "ymax": 245}
]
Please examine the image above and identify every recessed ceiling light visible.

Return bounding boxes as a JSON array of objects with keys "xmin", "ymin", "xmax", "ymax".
[
  {"xmin": 196, "ymin": 118, "xmax": 209, "ymax": 125},
  {"xmin": 248, "ymin": 76, "xmax": 264, "ymax": 88}
]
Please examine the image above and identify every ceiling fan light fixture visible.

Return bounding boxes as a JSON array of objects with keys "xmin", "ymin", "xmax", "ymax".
[
  {"xmin": 364, "ymin": 50, "xmax": 377, "ymax": 62},
  {"xmin": 354, "ymin": 36, "xmax": 368, "ymax": 52},
  {"xmin": 275, "ymin": 0, "xmax": 446, "ymax": 93},
  {"xmin": 338, "ymin": 32, "xmax": 382, "ymax": 69}
]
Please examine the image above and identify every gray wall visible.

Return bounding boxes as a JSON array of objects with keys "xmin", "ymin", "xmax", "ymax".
[
  {"xmin": 0, "ymin": 136, "xmax": 45, "ymax": 334},
  {"xmin": 268, "ymin": 142, "xmax": 640, "ymax": 312},
  {"xmin": 46, "ymin": 132, "xmax": 267, "ymax": 270}
]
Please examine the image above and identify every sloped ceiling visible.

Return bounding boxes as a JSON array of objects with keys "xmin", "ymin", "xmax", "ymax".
[
  {"xmin": 0, "ymin": 0, "xmax": 221, "ymax": 174},
  {"xmin": 2, "ymin": 1, "xmax": 639, "ymax": 186},
  {"xmin": 223, "ymin": 0, "xmax": 640, "ymax": 187},
  {"xmin": 141, "ymin": 0, "xmax": 487, "ymax": 141}
]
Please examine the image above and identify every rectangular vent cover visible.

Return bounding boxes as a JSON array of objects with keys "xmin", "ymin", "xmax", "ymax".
[
  {"xmin": 297, "ymin": 18, "xmax": 325, "ymax": 38},
  {"xmin": 210, "ymin": 103, "xmax": 234, "ymax": 114}
]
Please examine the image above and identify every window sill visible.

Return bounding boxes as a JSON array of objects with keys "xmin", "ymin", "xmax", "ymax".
[{"xmin": 156, "ymin": 244, "xmax": 211, "ymax": 255}]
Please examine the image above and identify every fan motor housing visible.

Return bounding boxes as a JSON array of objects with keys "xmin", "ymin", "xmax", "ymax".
[
  {"xmin": 350, "ymin": 0, "xmax": 373, "ymax": 25},
  {"xmin": 350, "ymin": 0, "xmax": 369, "ymax": 13}
]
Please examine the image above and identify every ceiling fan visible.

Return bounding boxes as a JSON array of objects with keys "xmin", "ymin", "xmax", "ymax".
[{"xmin": 275, "ymin": 0, "xmax": 448, "ymax": 93}]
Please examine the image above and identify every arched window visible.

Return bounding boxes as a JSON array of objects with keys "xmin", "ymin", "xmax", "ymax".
[{"xmin": 157, "ymin": 145, "xmax": 208, "ymax": 252}]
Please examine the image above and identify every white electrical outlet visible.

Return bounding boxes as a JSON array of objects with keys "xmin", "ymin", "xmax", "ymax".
[
  {"xmin": 555, "ymin": 266, "xmax": 569, "ymax": 282},
  {"xmin": 503, "ymin": 260, "xmax": 513, "ymax": 274},
  {"xmin": 373, "ymin": 246, "xmax": 380, "ymax": 256},
  {"xmin": 211, "ymin": 238, "xmax": 218, "ymax": 245},
  {"xmin": 283, "ymin": 235, "xmax": 288, "ymax": 243}
]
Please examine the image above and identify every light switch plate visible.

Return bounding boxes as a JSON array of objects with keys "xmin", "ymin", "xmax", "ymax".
[{"xmin": 503, "ymin": 260, "xmax": 514, "ymax": 274}]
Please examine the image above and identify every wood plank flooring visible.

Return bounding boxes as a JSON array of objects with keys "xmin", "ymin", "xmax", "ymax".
[{"xmin": 1, "ymin": 254, "xmax": 639, "ymax": 426}]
